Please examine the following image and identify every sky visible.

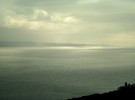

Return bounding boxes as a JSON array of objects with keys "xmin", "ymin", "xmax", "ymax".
[{"xmin": 0, "ymin": 0, "xmax": 135, "ymax": 47}]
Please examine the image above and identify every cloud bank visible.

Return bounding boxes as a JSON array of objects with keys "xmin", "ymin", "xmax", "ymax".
[{"xmin": 0, "ymin": 0, "xmax": 135, "ymax": 47}]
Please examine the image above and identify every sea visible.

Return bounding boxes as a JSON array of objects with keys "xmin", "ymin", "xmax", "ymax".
[{"xmin": 0, "ymin": 47, "xmax": 135, "ymax": 100}]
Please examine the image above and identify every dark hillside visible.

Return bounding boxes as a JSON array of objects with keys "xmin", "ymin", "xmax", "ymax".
[{"xmin": 68, "ymin": 83, "xmax": 135, "ymax": 100}]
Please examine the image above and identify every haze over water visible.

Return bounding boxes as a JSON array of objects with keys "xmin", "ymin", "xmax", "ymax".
[{"xmin": 0, "ymin": 47, "xmax": 135, "ymax": 100}]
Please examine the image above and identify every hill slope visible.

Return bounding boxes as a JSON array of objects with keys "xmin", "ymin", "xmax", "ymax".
[{"xmin": 68, "ymin": 83, "xmax": 135, "ymax": 100}]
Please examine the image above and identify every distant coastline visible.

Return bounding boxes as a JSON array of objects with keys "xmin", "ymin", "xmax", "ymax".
[{"xmin": 0, "ymin": 41, "xmax": 110, "ymax": 47}]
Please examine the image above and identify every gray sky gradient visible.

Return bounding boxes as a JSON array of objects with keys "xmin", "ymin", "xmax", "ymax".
[{"xmin": 0, "ymin": 0, "xmax": 135, "ymax": 47}]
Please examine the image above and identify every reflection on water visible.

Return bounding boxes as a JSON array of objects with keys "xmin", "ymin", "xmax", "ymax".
[{"xmin": 0, "ymin": 47, "xmax": 135, "ymax": 100}]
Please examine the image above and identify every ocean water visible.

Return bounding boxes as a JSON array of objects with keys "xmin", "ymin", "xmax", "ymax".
[{"xmin": 0, "ymin": 47, "xmax": 135, "ymax": 100}]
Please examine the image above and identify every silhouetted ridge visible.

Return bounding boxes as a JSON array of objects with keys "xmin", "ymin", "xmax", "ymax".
[{"xmin": 68, "ymin": 82, "xmax": 135, "ymax": 100}]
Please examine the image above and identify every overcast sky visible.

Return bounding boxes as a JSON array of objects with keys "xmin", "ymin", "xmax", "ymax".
[{"xmin": 0, "ymin": 0, "xmax": 135, "ymax": 47}]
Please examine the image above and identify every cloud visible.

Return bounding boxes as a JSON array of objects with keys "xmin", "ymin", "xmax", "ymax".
[
  {"xmin": 77, "ymin": 0, "xmax": 100, "ymax": 4},
  {"xmin": 0, "ymin": 8, "xmax": 79, "ymax": 33},
  {"xmin": 108, "ymin": 34, "xmax": 135, "ymax": 47},
  {"xmin": 50, "ymin": 14, "xmax": 78, "ymax": 23},
  {"xmin": 15, "ymin": 0, "xmax": 78, "ymax": 11},
  {"xmin": 0, "ymin": 0, "xmax": 135, "ymax": 47},
  {"xmin": 33, "ymin": 9, "xmax": 49, "ymax": 20}
]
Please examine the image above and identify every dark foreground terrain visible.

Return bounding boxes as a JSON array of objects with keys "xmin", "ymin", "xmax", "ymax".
[{"xmin": 68, "ymin": 83, "xmax": 135, "ymax": 100}]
